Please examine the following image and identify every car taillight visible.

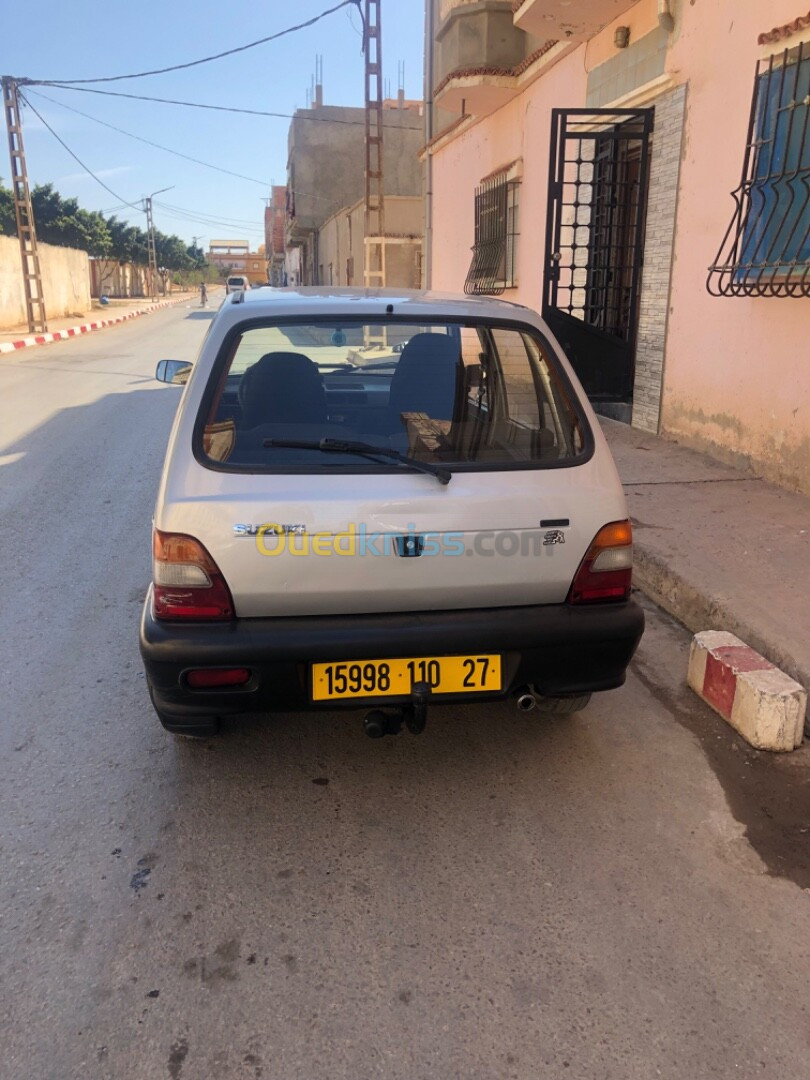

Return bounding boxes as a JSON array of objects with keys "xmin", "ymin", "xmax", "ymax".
[
  {"xmin": 152, "ymin": 529, "xmax": 234, "ymax": 621},
  {"xmin": 567, "ymin": 520, "xmax": 633, "ymax": 605}
]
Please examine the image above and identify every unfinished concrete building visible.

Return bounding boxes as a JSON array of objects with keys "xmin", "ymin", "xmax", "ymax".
[{"xmin": 285, "ymin": 95, "xmax": 424, "ymax": 287}]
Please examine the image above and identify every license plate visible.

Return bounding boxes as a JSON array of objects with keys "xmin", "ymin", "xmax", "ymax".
[{"xmin": 311, "ymin": 655, "xmax": 502, "ymax": 702}]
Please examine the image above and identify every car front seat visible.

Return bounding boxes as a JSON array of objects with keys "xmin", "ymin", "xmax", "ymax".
[
  {"xmin": 238, "ymin": 351, "xmax": 328, "ymax": 429},
  {"xmin": 387, "ymin": 333, "xmax": 463, "ymax": 431}
]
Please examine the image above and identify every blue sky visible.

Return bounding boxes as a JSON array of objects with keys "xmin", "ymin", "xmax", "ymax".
[{"xmin": 6, "ymin": 1, "xmax": 425, "ymax": 247}]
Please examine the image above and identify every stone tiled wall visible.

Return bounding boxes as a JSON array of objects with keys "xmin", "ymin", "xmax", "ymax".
[
  {"xmin": 632, "ymin": 83, "xmax": 687, "ymax": 434},
  {"xmin": 586, "ymin": 26, "xmax": 669, "ymax": 108}
]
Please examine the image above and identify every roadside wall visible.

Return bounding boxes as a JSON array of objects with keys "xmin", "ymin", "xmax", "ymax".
[
  {"xmin": 89, "ymin": 259, "xmax": 149, "ymax": 299},
  {"xmin": 0, "ymin": 236, "xmax": 91, "ymax": 329}
]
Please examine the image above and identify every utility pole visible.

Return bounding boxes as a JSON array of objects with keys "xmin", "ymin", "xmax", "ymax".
[
  {"xmin": 363, "ymin": 0, "xmax": 385, "ymax": 293},
  {"xmin": 144, "ymin": 197, "xmax": 158, "ymax": 300},
  {"xmin": 2, "ymin": 76, "xmax": 47, "ymax": 333},
  {"xmin": 143, "ymin": 185, "xmax": 173, "ymax": 301}
]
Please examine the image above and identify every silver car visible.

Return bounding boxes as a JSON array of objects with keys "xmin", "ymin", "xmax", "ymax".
[{"xmin": 140, "ymin": 288, "xmax": 643, "ymax": 737}]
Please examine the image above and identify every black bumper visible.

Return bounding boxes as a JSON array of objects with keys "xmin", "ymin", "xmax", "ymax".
[{"xmin": 140, "ymin": 591, "xmax": 644, "ymax": 718}]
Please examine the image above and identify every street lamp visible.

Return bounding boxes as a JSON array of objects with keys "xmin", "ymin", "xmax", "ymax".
[{"xmin": 143, "ymin": 186, "xmax": 175, "ymax": 301}]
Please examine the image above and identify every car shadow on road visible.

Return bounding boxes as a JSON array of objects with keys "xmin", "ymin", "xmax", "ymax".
[{"xmin": 185, "ymin": 311, "xmax": 217, "ymax": 320}]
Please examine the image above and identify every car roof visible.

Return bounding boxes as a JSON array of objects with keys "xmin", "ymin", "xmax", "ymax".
[{"xmin": 220, "ymin": 286, "xmax": 535, "ymax": 323}]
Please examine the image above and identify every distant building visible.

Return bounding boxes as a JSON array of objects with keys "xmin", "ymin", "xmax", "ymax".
[
  {"xmin": 207, "ymin": 240, "xmax": 250, "ymax": 271},
  {"xmin": 286, "ymin": 96, "xmax": 424, "ymax": 286},
  {"xmin": 208, "ymin": 239, "xmax": 266, "ymax": 284},
  {"xmin": 264, "ymin": 188, "xmax": 287, "ymax": 286}
]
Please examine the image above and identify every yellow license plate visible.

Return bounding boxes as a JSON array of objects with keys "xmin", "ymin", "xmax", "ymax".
[{"xmin": 311, "ymin": 655, "xmax": 502, "ymax": 701}]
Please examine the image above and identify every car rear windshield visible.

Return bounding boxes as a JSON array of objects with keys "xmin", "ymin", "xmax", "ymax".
[
  {"xmin": 227, "ymin": 278, "xmax": 245, "ymax": 286},
  {"xmin": 198, "ymin": 319, "xmax": 588, "ymax": 471}
]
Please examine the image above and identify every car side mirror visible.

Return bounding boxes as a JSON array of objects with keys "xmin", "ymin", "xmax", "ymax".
[{"xmin": 156, "ymin": 359, "xmax": 192, "ymax": 385}]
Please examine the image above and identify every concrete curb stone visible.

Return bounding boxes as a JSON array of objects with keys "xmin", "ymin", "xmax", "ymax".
[
  {"xmin": 687, "ymin": 630, "xmax": 806, "ymax": 752},
  {"xmin": 632, "ymin": 543, "xmax": 810, "ymax": 737}
]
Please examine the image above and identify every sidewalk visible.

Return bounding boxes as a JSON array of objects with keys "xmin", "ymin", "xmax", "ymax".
[
  {"xmin": 0, "ymin": 291, "xmax": 202, "ymax": 354},
  {"xmin": 601, "ymin": 417, "xmax": 810, "ymax": 698}
]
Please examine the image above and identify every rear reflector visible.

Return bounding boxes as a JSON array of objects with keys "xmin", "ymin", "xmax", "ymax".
[
  {"xmin": 568, "ymin": 520, "xmax": 633, "ymax": 605},
  {"xmin": 187, "ymin": 668, "xmax": 251, "ymax": 689},
  {"xmin": 153, "ymin": 529, "xmax": 234, "ymax": 621}
]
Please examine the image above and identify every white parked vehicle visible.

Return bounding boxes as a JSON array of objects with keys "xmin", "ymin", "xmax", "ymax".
[{"xmin": 140, "ymin": 288, "xmax": 643, "ymax": 737}]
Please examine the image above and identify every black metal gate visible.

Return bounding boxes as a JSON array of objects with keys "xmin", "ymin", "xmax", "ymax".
[{"xmin": 543, "ymin": 108, "xmax": 653, "ymax": 404}]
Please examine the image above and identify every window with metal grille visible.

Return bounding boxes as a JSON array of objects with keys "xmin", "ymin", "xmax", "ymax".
[
  {"xmin": 464, "ymin": 173, "xmax": 520, "ymax": 295},
  {"xmin": 708, "ymin": 43, "xmax": 810, "ymax": 297}
]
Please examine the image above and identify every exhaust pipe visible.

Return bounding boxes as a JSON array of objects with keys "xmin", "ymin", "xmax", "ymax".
[
  {"xmin": 363, "ymin": 710, "xmax": 405, "ymax": 738},
  {"xmin": 515, "ymin": 689, "xmax": 537, "ymax": 712},
  {"xmin": 363, "ymin": 710, "xmax": 389, "ymax": 738}
]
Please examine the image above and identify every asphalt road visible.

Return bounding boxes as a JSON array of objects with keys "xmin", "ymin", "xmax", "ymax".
[{"xmin": 1, "ymin": 302, "xmax": 808, "ymax": 1080}]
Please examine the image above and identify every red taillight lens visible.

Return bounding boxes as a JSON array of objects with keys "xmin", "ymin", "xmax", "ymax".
[
  {"xmin": 186, "ymin": 668, "xmax": 250, "ymax": 689},
  {"xmin": 568, "ymin": 520, "xmax": 633, "ymax": 605},
  {"xmin": 153, "ymin": 529, "xmax": 235, "ymax": 621}
]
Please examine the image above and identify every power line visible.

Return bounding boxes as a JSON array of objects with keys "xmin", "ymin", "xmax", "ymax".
[
  {"xmin": 24, "ymin": 1, "xmax": 362, "ymax": 86},
  {"xmin": 26, "ymin": 89, "xmax": 271, "ymax": 188},
  {"xmin": 14, "ymin": 99, "xmax": 273, "ymax": 241},
  {"xmin": 35, "ymin": 83, "xmax": 369, "ymax": 126},
  {"xmin": 18, "ymin": 92, "xmax": 143, "ymax": 211},
  {"xmin": 25, "ymin": 89, "xmax": 339, "ymax": 203},
  {"xmin": 346, "ymin": 4, "xmax": 363, "ymax": 38},
  {"xmin": 157, "ymin": 201, "xmax": 267, "ymax": 227},
  {"xmin": 153, "ymin": 206, "xmax": 266, "ymax": 238},
  {"xmin": 154, "ymin": 201, "xmax": 266, "ymax": 233}
]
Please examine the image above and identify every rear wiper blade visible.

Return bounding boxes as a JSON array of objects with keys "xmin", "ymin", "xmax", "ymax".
[{"xmin": 263, "ymin": 437, "xmax": 452, "ymax": 485}]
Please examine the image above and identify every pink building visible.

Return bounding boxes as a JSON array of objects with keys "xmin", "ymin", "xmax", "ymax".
[{"xmin": 424, "ymin": 1, "xmax": 810, "ymax": 494}]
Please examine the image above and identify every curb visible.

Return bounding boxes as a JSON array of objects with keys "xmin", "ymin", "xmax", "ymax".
[
  {"xmin": 633, "ymin": 543, "xmax": 810, "ymax": 736},
  {"xmin": 632, "ymin": 543, "xmax": 810, "ymax": 691},
  {"xmin": 0, "ymin": 295, "xmax": 195, "ymax": 355},
  {"xmin": 687, "ymin": 631, "xmax": 806, "ymax": 751}
]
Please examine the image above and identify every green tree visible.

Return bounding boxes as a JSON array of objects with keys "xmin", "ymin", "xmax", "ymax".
[
  {"xmin": 1, "ymin": 183, "xmax": 112, "ymax": 254},
  {"xmin": 0, "ymin": 185, "xmax": 15, "ymax": 235},
  {"xmin": 186, "ymin": 243, "xmax": 206, "ymax": 269},
  {"xmin": 106, "ymin": 216, "xmax": 145, "ymax": 264}
]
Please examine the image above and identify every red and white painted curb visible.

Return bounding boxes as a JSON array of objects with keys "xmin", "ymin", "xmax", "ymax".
[
  {"xmin": 0, "ymin": 295, "xmax": 194, "ymax": 355},
  {"xmin": 688, "ymin": 630, "xmax": 806, "ymax": 751}
]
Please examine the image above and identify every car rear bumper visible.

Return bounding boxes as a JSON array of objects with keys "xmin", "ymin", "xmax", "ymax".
[{"xmin": 139, "ymin": 590, "xmax": 644, "ymax": 718}]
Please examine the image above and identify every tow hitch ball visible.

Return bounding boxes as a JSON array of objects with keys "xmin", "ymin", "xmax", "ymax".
[{"xmin": 363, "ymin": 682, "xmax": 430, "ymax": 738}]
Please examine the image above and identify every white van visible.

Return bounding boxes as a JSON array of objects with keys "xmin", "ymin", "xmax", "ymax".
[
  {"xmin": 225, "ymin": 274, "xmax": 250, "ymax": 294},
  {"xmin": 141, "ymin": 288, "xmax": 644, "ymax": 737}
]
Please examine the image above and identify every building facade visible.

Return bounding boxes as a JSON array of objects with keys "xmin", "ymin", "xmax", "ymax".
[
  {"xmin": 317, "ymin": 196, "xmax": 423, "ymax": 289},
  {"xmin": 265, "ymin": 187, "xmax": 287, "ymax": 286},
  {"xmin": 424, "ymin": 0, "xmax": 810, "ymax": 495},
  {"xmin": 207, "ymin": 240, "xmax": 267, "ymax": 284},
  {"xmin": 286, "ymin": 97, "xmax": 425, "ymax": 286}
]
